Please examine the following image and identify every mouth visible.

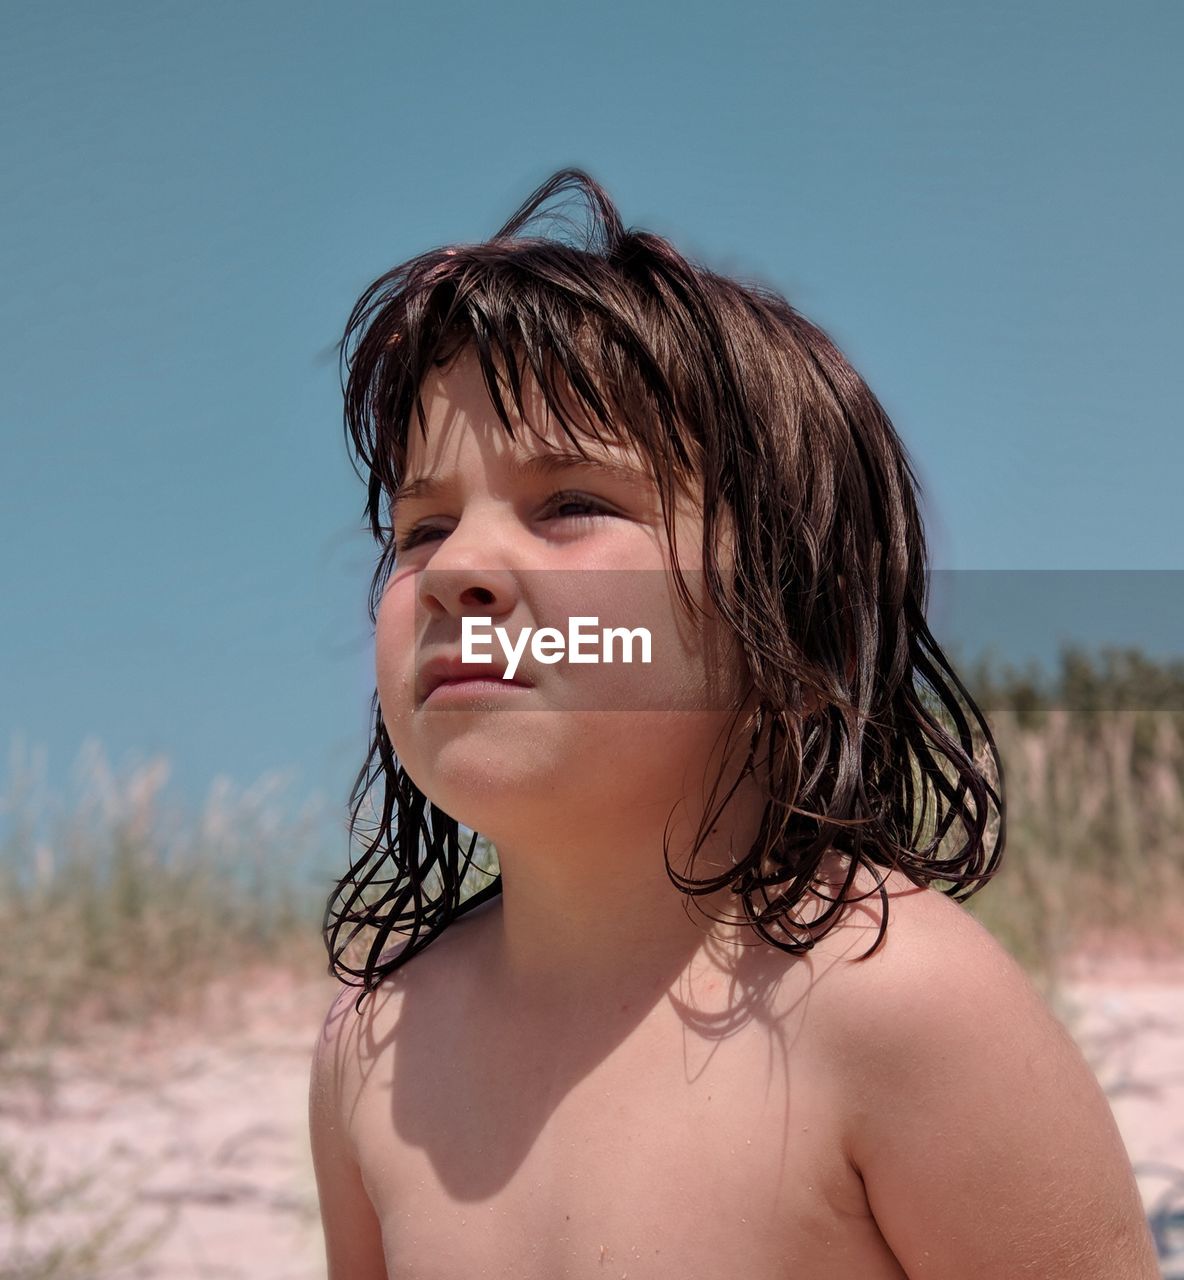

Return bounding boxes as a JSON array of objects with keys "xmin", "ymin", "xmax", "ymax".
[
  {"xmin": 417, "ymin": 657, "xmax": 534, "ymax": 705},
  {"xmin": 421, "ymin": 676, "xmax": 534, "ymax": 707}
]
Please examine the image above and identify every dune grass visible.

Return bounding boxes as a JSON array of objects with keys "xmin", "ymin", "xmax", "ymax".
[
  {"xmin": 959, "ymin": 698, "xmax": 1184, "ymax": 992},
  {"xmin": 2, "ymin": 648, "xmax": 1183, "ymax": 1273},
  {"xmin": 0, "ymin": 1140, "xmax": 176, "ymax": 1280},
  {"xmin": 3, "ymin": 671, "xmax": 1182, "ymax": 1051},
  {"xmin": 0, "ymin": 737, "xmax": 329, "ymax": 1062},
  {"xmin": 0, "ymin": 737, "xmax": 332, "ymax": 1277}
]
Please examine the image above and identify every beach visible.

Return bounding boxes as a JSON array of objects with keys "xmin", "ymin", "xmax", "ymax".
[{"xmin": 2, "ymin": 950, "xmax": 1181, "ymax": 1278}]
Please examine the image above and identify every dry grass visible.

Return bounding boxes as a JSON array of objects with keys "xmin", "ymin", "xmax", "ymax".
[
  {"xmin": 5, "ymin": 705, "xmax": 1182, "ymax": 1030},
  {"xmin": 0, "ymin": 736, "xmax": 331, "ymax": 1278},
  {"xmin": 2, "ymin": 688, "xmax": 1183, "ymax": 1273},
  {"xmin": 963, "ymin": 707, "xmax": 1184, "ymax": 989},
  {"xmin": 0, "ymin": 1140, "xmax": 176, "ymax": 1280},
  {"xmin": 0, "ymin": 736, "xmax": 328, "ymax": 1059}
]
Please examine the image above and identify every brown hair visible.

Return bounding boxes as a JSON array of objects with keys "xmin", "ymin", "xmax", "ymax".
[{"xmin": 323, "ymin": 167, "xmax": 1005, "ymax": 1001}]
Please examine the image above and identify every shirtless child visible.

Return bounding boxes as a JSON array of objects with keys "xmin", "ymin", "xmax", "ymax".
[{"xmin": 309, "ymin": 168, "xmax": 1159, "ymax": 1278}]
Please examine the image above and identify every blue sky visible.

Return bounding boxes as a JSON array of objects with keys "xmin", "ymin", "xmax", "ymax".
[{"xmin": 2, "ymin": 1, "xmax": 1181, "ymax": 857}]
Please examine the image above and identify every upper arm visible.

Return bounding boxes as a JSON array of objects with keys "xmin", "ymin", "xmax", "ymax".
[
  {"xmin": 837, "ymin": 895, "xmax": 1159, "ymax": 1278},
  {"xmin": 308, "ymin": 984, "xmax": 391, "ymax": 1280}
]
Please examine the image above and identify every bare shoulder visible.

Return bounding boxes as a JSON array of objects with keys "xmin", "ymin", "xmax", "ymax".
[
  {"xmin": 308, "ymin": 969, "xmax": 414, "ymax": 1280},
  {"xmin": 812, "ymin": 856, "xmax": 993, "ymax": 964},
  {"xmin": 311, "ymin": 924, "xmax": 476, "ymax": 1121},
  {"xmin": 311, "ymin": 907, "xmax": 492, "ymax": 1110},
  {"xmin": 809, "ymin": 859, "xmax": 1072, "ymax": 1091},
  {"xmin": 810, "ymin": 861, "xmax": 1159, "ymax": 1277},
  {"xmin": 309, "ymin": 974, "xmax": 401, "ymax": 1138}
]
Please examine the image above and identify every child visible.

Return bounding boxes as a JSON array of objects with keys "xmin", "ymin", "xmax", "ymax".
[{"xmin": 309, "ymin": 169, "xmax": 1159, "ymax": 1278}]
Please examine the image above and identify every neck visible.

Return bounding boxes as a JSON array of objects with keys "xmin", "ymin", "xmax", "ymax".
[{"xmin": 467, "ymin": 765, "xmax": 770, "ymax": 1018}]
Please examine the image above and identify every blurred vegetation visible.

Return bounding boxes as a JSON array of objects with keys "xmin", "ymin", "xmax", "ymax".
[
  {"xmin": 0, "ymin": 1142, "xmax": 174, "ymax": 1280},
  {"xmin": 0, "ymin": 643, "xmax": 1181, "ymax": 1271},
  {"xmin": 953, "ymin": 644, "xmax": 1184, "ymax": 988},
  {"xmin": 0, "ymin": 737, "xmax": 329, "ymax": 1061},
  {"xmin": 964, "ymin": 642, "xmax": 1184, "ymax": 721},
  {"xmin": 0, "ymin": 739, "xmax": 330, "ymax": 1276},
  {"xmin": 2, "ymin": 641, "xmax": 1182, "ymax": 1050}
]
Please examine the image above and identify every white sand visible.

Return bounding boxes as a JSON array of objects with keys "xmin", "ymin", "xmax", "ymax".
[{"xmin": 1, "ymin": 953, "xmax": 1181, "ymax": 1278}]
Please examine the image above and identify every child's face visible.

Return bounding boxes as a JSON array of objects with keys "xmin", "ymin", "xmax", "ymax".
[{"xmin": 375, "ymin": 345, "xmax": 753, "ymax": 845}]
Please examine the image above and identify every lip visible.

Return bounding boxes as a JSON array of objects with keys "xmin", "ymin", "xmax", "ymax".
[
  {"xmin": 417, "ymin": 654, "xmax": 534, "ymax": 704},
  {"xmin": 423, "ymin": 677, "xmax": 534, "ymax": 707}
]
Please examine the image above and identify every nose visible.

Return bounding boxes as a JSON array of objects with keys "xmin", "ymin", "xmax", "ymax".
[{"xmin": 415, "ymin": 512, "xmax": 521, "ymax": 623}]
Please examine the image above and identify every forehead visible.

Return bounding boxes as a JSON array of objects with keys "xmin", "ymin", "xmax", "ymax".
[
  {"xmin": 406, "ymin": 343, "xmax": 644, "ymax": 475},
  {"xmin": 396, "ymin": 343, "xmax": 728, "ymax": 566}
]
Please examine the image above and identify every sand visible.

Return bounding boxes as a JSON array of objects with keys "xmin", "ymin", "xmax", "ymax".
[{"xmin": 1, "ymin": 952, "xmax": 1181, "ymax": 1279}]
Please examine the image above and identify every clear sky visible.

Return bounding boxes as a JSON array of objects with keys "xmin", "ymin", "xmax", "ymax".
[{"xmin": 2, "ymin": 1, "xmax": 1181, "ymax": 855}]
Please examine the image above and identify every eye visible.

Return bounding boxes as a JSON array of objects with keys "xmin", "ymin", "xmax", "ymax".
[
  {"xmin": 393, "ymin": 490, "xmax": 615, "ymax": 555},
  {"xmin": 543, "ymin": 490, "xmax": 615, "ymax": 522}
]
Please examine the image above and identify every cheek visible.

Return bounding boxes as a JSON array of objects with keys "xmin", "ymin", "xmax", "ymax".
[
  {"xmin": 599, "ymin": 572, "xmax": 745, "ymax": 715},
  {"xmin": 551, "ymin": 570, "xmax": 700, "ymax": 706},
  {"xmin": 374, "ymin": 574, "xmax": 420, "ymax": 748}
]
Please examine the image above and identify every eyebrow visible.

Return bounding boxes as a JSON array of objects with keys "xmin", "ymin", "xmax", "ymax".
[{"xmin": 390, "ymin": 448, "xmax": 654, "ymax": 513}]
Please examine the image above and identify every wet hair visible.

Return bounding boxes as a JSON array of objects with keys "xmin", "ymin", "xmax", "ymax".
[{"xmin": 322, "ymin": 167, "xmax": 1005, "ymax": 1003}]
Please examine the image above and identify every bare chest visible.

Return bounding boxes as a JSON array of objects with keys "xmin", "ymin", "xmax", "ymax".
[{"xmin": 350, "ymin": 992, "xmax": 907, "ymax": 1280}]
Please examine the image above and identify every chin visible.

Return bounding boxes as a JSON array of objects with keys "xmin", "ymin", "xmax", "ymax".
[
  {"xmin": 415, "ymin": 781, "xmax": 546, "ymax": 845},
  {"xmin": 398, "ymin": 736, "xmax": 553, "ymax": 827}
]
